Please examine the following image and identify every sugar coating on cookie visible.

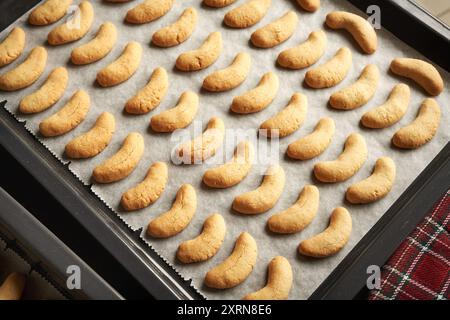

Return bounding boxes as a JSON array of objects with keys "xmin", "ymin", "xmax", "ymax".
[
  {"xmin": 267, "ymin": 185, "xmax": 319, "ymax": 234},
  {"xmin": 224, "ymin": 0, "xmax": 272, "ymax": 28},
  {"xmin": 243, "ymin": 256, "xmax": 293, "ymax": 300},
  {"xmin": 305, "ymin": 47, "xmax": 352, "ymax": 89},
  {"xmin": 176, "ymin": 117, "xmax": 225, "ymax": 164},
  {"xmin": 204, "ymin": 232, "xmax": 257, "ymax": 289},
  {"xmin": 176, "ymin": 31, "xmax": 222, "ymax": 71},
  {"xmin": 346, "ymin": 157, "xmax": 396, "ymax": 204},
  {"xmin": 29, "ymin": 0, "xmax": 72, "ymax": 26},
  {"xmin": 314, "ymin": 133, "xmax": 367, "ymax": 183},
  {"xmin": 232, "ymin": 164, "xmax": 285, "ymax": 214},
  {"xmin": 390, "ymin": 58, "xmax": 444, "ymax": 96},
  {"xmin": 277, "ymin": 30, "xmax": 326, "ymax": 70},
  {"xmin": 250, "ymin": 11, "xmax": 298, "ymax": 48},
  {"xmin": 203, "ymin": 0, "xmax": 237, "ymax": 8},
  {"xmin": 96, "ymin": 41, "xmax": 142, "ymax": 87},
  {"xmin": 287, "ymin": 117, "xmax": 335, "ymax": 160},
  {"xmin": 231, "ymin": 72, "xmax": 279, "ymax": 114},
  {"xmin": 0, "ymin": 27, "xmax": 25, "ymax": 67},
  {"xmin": 71, "ymin": 22, "xmax": 117, "ymax": 65},
  {"xmin": 39, "ymin": 90, "xmax": 90, "ymax": 137},
  {"xmin": 298, "ymin": 207, "xmax": 352, "ymax": 258},
  {"xmin": 147, "ymin": 184, "xmax": 197, "ymax": 238},
  {"xmin": 126, "ymin": 0, "xmax": 174, "ymax": 24},
  {"xmin": 65, "ymin": 112, "xmax": 115, "ymax": 159},
  {"xmin": 150, "ymin": 91, "xmax": 198, "ymax": 132},
  {"xmin": 152, "ymin": 7, "xmax": 197, "ymax": 47},
  {"xmin": 47, "ymin": 1, "xmax": 94, "ymax": 45},
  {"xmin": 329, "ymin": 64, "xmax": 380, "ymax": 110},
  {"xmin": 92, "ymin": 132, "xmax": 145, "ymax": 183},
  {"xmin": 260, "ymin": 93, "xmax": 307, "ymax": 138},
  {"xmin": 125, "ymin": 67, "xmax": 169, "ymax": 115},
  {"xmin": 176, "ymin": 213, "xmax": 226, "ymax": 263},
  {"xmin": 296, "ymin": 0, "xmax": 320, "ymax": 12},
  {"xmin": 121, "ymin": 162, "xmax": 168, "ymax": 211},
  {"xmin": 0, "ymin": 46, "xmax": 47, "ymax": 91},
  {"xmin": 326, "ymin": 11, "xmax": 377, "ymax": 54},
  {"xmin": 202, "ymin": 52, "xmax": 251, "ymax": 92},
  {"xmin": 0, "ymin": 272, "xmax": 26, "ymax": 300},
  {"xmin": 392, "ymin": 98, "xmax": 441, "ymax": 149},
  {"xmin": 361, "ymin": 83, "xmax": 410, "ymax": 129},
  {"xmin": 19, "ymin": 67, "xmax": 68, "ymax": 114},
  {"xmin": 203, "ymin": 141, "xmax": 254, "ymax": 188}
]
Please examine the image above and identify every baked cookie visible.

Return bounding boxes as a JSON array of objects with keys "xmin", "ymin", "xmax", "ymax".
[
  {"xmin": 0, "ymin": 27, "xmax": 25, "ymax": 67},
  {"xmin": 28, "ymin": 0, "xmax": 72, "ymax": 26},
  {"xmin": 152, "ymin": 7, "xmax": 197, "ymax": 47}
]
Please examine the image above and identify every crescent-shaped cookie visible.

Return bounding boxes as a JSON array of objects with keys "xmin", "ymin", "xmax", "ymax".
[
  {"xmin": 346, "ymin": 157, "xmax": 396, "ymax": 204},
  {"xmin": 176, "ymin": 213, "xmax": 226, "ymax": 263},
  {"xmin": 47, "ymin": 1, "xmax": 94, "ymax": 45},
  {"xmin": 19, "ymin": 66, "xmax": 68, "ymax": 114},
  {"xmin": 92, "ymin": 132, "xmax": 145, "ymax": 183},
  {"xmin": 267, "ymin": 185, "xmax": 319, "ymax": 234},
  {"xmin": 305, "ymin": 47, "xmax": 352, "ymax": 89},
  {"xmin": 251, "ymin": 11, "xmax": 298, "ymax": 48},
  {"xmin": 392, "ymin": 98, "xmax": 441, "ymax": 149},
  {"xmin": 0, "ymin": 273, "xmax": 26, "ymax": 300},
  {"xmin": 147, "ymin": 184, "xmax": 197, "ymax": 238},
  {"xmin": 230, "ymin": 72, "xmax": 279, "ymax": 114},
  {"xmin": 203, "ymin": 0, "xmax": 237, "ymax": 8},
  {"xmin": 242, "ymin": 256, "xmax": 292, "ymax": 300},
  {"xmin": 126, "ymin": 0, "xmax": 174, "ymax": 24},
  {"xmin": 71, "ymin": 22, "xmax": 117, "ymax": 65},
  {"xmin": 233, "ymin": 164, "xmax": 285, "ymax": 214},
  {"xmin": 96, "ymin": 41, "xmax": 142, "ymax": 87},
  {"xmin": 121, "ymin": 161, "xmax": 168, "ymax": 211},
  {"xmin": 125, "ymin": 67, "xmax": 168, "ymax": 115},
  {"xmin": 28, "ymin": 0, "xmax": 72, "ymax": 26},
  {"xmin": 361, "ymin": 83, "xmax": 411, "ymax": 129},
  {"xmin": 176, "ymin": 32, "xmax": 222, "ymax": 71},
  {"xmin": 203, "ymin": 141, "xmax": 254, "ymax": 188},
  {"xmin": 326, "ymin": 11, "xmax": 377, "ymax": 54},
  {"xmin": 0, "ymin": 27, "xmax": 25, "ymax": 67},
  {"xmin": 296, "ymin": 0, "xmax": 320, "ymax": 12},
  {"xmin": 390, "ymin": 58, "xmax": 444, "ymax": 96},
  {"xmin": 39, "ymin": 90, "xmax": 90, "ymax": 137},
  {"xmin": 176, "ymin": 117, "xmax": 225, "ymax": 164},
  {"xmin": 314, "ymin": 133, "xmax": 367, "ymax": 183},
  {"xmin": 329, "ymin": 64, "xmax": 380, "ymax": 110},
  {"xmin": 277, "ymin": 30, "xmax": 327, "ymax": 70},
  {"xmin": 151, "ymin": 7, "xmax": 197, "ymax": 47},
  {"xmin": 65, "ymin": 112, "xmax": 115, "ymax": 159},
  {"xmin": 298, "ymin": 207, "xmax": 352, "ymax": 258},
  {"xmin": 224, "ymin": 0, "xmax": 271, "ymax": 28},
  {"xmin": 202, "ymin": 52, "xmax": 251, "ymax": 92},
  {"xmin": 287, "ymin": 117, "xmax": 335, "ymax": 160},
  {"xmin": 259, "ymin": 93, "xmax": 307, "ymax": 138},
  {"xmin": 0, "ymin": 46, "xmax": 47, "ymax": 91},
  {"xmin": 204, "ymin": 232, "xmax": 257, "ymax": 289},
  {"xmin": 150, "ymin": 91, "xmax": 198, "ymax": 132}
]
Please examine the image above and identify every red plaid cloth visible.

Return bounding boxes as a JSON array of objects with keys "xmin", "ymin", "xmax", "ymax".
[{"xmin": 369, "ymin": 190, "xmax": 450, "ymax": 300}]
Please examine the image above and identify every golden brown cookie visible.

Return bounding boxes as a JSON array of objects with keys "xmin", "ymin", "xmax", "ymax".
[
  {"xmin": 0, "ymin": 273, "xmax": 26, "ymax": 300},
  {"xmin": 65, "ymin": 112, "xmax": 115, "ymax": 159},
  {"xmin": 151, "ymin": 7, "xmax": 197, "ymax": 47},
  {"xmin": 176, "ymin": 213, "xmax": 226, "ymax": 263},
  {"xmin": 147, "ymin": 184, "xmax": 197, "ymax": 238},
  {"xmin": 296, "ymin": 0, "xmax": 320, "ymax": 12},
  {"xmin": 28, "ymin": 0, "xmax": 72, "ymax": 26},
  {"xmin": 39, "ymin": 90, "xmax": 90, "ymax": 137},
  {"xmin": 204, "ymin": 232, "xmax": 257, "ymax": 289},
  {"xmin": 0, "ymin": 27, "xmax": 25, "ymax": 67},
  {"xmin": 224, "ymin": 0, "xmax": 271, "ymax": 28},
  {"xmin": 250, "ymin": 11, "xmax": 298, "ymax": 48},
  {"xmin": 126, "ymin": 0, "xmax": 174, "ymax": 24},
  {"xmin": 203, "ymin": 0, "xmax": 237, "ymax": 8},
  {"xmin": 19, "ymin": 67, "xmax": 68, "ymax": 114}
]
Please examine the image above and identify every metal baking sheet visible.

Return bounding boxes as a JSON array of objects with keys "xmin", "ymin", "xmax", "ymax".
[{"xmin": 1, "ymin": 0, "xmax": 449, "ymax": 299}]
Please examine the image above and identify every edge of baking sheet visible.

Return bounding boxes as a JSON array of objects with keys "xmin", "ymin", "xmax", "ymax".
[
  {"xmin": 0, "ymin": 102, "xmax": 204, "ymax": 300},
  {"xmin": 0, "ymin": 187, "xmax": 123, "ymax": 300}
]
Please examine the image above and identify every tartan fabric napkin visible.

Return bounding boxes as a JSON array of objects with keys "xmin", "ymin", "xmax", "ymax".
[{"xmin": 369, "ymin": 190, "xmax": 450, "ymax": 300}]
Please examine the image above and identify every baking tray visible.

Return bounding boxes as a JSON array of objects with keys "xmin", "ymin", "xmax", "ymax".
[
  {"xmin": 0, "ymin": 187, "xmax": 122, "ymax": 300},
  {"xmin": 0, "ymin": 0, "xmax": 448, "ymax": 300}
]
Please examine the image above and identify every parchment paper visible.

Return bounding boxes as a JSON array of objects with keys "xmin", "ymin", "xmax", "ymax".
[{"xmin": 1, "ymin": 0, "xmax": 449, "ymax": 300}]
